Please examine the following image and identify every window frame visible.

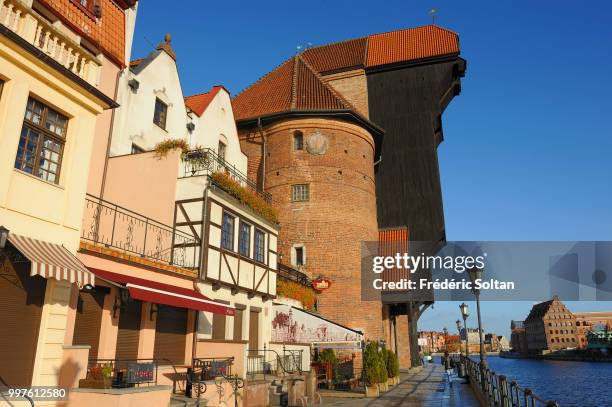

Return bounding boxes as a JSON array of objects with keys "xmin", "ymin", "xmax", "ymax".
[
  {"xmin": 294, "ymin": 246, "xmax": 305, "ymax": 266},
  {"xmin": 218, "ymin": 141, "xmax": 227, "ymax": 161},
  {"xmin": 153, "ymin": 97, "xmax": 168, "ymax": 130},
  {"xmin": 70, "ymin": 0, "xmax": 97, "ymax": 20},
  {"xmin": 14, "ymin": 97, "xmax": 68, "ymax": 184},
  {"xmin": 254, "ymin": 229, "xmax": 265, "ymax": 264},
  {"xmin": 221, "ymin": 212, "xmax": 235, "ymax": 251},
  {"xmin": 293, "ymin": 130, "xmax": 304, "ymax": 151},
  {"xmin": 291, "ymin": 184, "xmax": 310, "ymax": 202},
  {"xmin": 238, "ymin": 221, "xmax": 251, "ymax": 257}
]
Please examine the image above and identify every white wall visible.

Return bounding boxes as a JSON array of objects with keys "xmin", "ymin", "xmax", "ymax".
[
  {"xmin": 189, "ymin": 89, "xmax": 248, "ymax": 175},
  {"xmin": 110, "ymin": 49, "xmax": 189, "ymax": 156}
]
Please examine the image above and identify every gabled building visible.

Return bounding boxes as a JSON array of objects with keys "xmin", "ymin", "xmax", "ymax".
[
  {"xmin": 525, "ymin": 296, "xmax": 577, "ymax": 353},
  {"xmin": 234, "ymin": 25, "xmax": 466, "ymax": 368},
  {"xmin": 0, "ymin": 0, "xmax": 135, "ymax": 391}
]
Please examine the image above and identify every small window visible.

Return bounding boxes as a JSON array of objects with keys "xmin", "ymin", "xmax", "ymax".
[
  {"xmin": 218, "ymin": 141, "xmax": 226, "ymax": 161},
  {"xmin": 293, "ymin": 130, "xmax": 303, "ymax": 151},
  {"xmin": 292, "ymin": 184, "xmax": 309, "ymax": 202},
  {"xmin": 239, "ymin": 222, "xmax": 251, "ymax": 257},
  {"xmin": 131, "ymin": 143, "xmax": 145, "ymax": 154},
  {"xmin": 221, "ymin": 212, "xmax": 235, "ymax": 250},
  {"xmin": 295, "ymin": 247, "xmax": 304, "ymax": 266},
  {"xmin": 14, "ymin": 97, "xmax": 68, "ymax": 184},
  {"xmin": 254, "ymin": 229, "xmax": 265, "ymax": 263},
  {"xmin": 153, "ymin": 98, "xmax": 168, "ymax": 129}
]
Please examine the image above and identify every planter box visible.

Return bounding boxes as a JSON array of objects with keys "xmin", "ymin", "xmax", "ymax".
[
  {"xmin": 387, "ymin": 377, "xmax": 395, "ymax": 386},
  {"xmin": 78, "ymin": 377, "xmax": 112, "ymax": 389},
  {"xmin": 365, "ymin": 385, "xmax": 379, "ymax": 398},
  {"xmin": 378, "ymin": 382, "xmax": 389, "ymax": 393}
]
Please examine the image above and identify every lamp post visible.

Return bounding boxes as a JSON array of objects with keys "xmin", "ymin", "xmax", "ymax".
[
  {"xmin": 459, "ymin": 303, "xmax": 469, "ymax": 358},
  {"xmin": 468, "ymin": 266, "xmax": 487, "ymax": 368},
  {"xmin": 443, "ymin": 327, "xmax": 448, "ymax": 352},
  {"xmin": 456, "ymin": 320, "xmax": 462, "ymax": 355}
]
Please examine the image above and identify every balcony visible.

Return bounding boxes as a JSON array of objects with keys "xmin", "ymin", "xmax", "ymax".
[
  {"xmin": 181, "ymin": 148, "xmax": 271, "ymax": 203},
  {"xmin": 0, "ymin": 0, "xmax": 101, "ymax": 85},
  {"xmin": 277, "ymin": 263, "xmax": 311, "ymax": 287},
  {"xmin": 81, "ymin": 194, "xmax": 199, "ymax": 270}
]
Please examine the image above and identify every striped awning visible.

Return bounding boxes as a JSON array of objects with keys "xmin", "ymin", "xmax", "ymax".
[{"xmin": 8, "ymin": 233, "xmax": 95, "ymax": 287}]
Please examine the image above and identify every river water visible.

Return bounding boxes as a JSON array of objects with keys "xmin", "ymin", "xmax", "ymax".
[{"xmin": 464, "ymin": 356, "xmax": 612, "ymax": 407}]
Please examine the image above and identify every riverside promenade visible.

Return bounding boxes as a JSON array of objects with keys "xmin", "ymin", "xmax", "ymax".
[{"xmin": 321, "ymin": 364, "xmax": 479, "ymax": 407}]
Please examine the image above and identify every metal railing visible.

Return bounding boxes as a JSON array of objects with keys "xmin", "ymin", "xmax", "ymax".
[
  {"xmin": 82, "ymin": 194, "xmax": 199, "ymax": 269},
  {"xmin": 277, "ymin": 263, "xmax": 311, "ymax": 287},
  {"xmin": 188, "ymin": 357, "xmax": 243, "ymax": 407},
  {"xmin": 181, "ymin": 148, "xmax": 271, "ymax": 203},
  {"xmin": 85, "ymin": 358, "xmax": 159, "ymax": 388},
  {"xmin": 246, "ymin": 345, "xmax": 303, "ymax": 379},
  {"xmin": 461, "ymin": 356, "xmax": 559, "ymax": 407}
]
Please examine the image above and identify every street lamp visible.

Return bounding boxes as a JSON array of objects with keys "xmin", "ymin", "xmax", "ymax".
[
  {"xmin": 456, "ymin": 320, "xmax": 462, "ymax": 354},
  {"xmin": 443, "ymin": 327, "xmax": 448, "ymax": 352},
  {"xmin": 459, "ymin": 302, "xmax": 469, "ymax": 358},
  {"xmin": 468, "ymin": 266, "xmax": 487, "ymax": 391},
  {"xmin": 0, "ymin": 226, "xmax": 9, "ymax": 249}
]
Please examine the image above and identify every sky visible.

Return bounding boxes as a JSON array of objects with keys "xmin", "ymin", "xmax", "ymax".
[{"xmin": 131, "ymin": 1, "xmax": 612, "ymax": 337}]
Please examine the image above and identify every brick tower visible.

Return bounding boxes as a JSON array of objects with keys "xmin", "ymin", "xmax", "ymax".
[{"xmin": 235, "ymin": 55, "xmax": 384, "ymax": 340}]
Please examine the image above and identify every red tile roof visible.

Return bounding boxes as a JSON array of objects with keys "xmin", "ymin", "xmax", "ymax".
[
  {"xmin": 366, "ymin": 25, "xmax": 459, "ymax": 68},
  {"xmin": 38, "ymin": 0, "xmax": 128, "ymax": 66},
  {"xmin": 185, "ymin": 86, "xmax": 226, "ymax": 116},
  {"xmin": 233, "ymin": 25, "xmax": 460, "ymax": 122},
  {"xmin": 232, "ymin": 56, "xmax": 355, "ymax": 122}
]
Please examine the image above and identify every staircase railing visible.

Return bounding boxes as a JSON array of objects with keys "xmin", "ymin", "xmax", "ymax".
[
  {"xmin": 246, "ymin": 344, "xmax": 303, "ymax": 380},
  {"xmin": 188, "ymin": 357, "xmax": 243, "ymax": 407}
]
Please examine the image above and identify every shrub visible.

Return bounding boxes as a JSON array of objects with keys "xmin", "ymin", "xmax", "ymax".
[
  {"xmin": 153, "ymin": 138, "xmax": 190, "ymax": 158},
  {"xmin": 364, "ymin": 341, "xmax": 379, "ymax": 386},
  {"xmin": 210, "ymin": 172, "xmax": 279, "ymax": 224},
  {"xmin": 276, "ymin": 280, "xmax": 317, "ymax": 310},
  {"xmin": 386, "ymin": 351, "xmax": 400, "ymax": 378},
  {"xmin": 377, "ymin": 347, "xmax": 388, "ymax": 383},
  {"xmin": 317, "ymin": 349, "xmax": 338, "ymax": 366}
]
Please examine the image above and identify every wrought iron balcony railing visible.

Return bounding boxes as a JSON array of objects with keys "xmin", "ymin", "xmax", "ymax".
[
  {"xmin": 181, "ymin": 148, "xmax": 272, "ymax": 203},
  {"xmin": 277, "ymin": 263, "xmax": 311, "ymax": 287},
  {"xmin": 81, "ymin": 194, "xmax": 199, "ymax": 270}
]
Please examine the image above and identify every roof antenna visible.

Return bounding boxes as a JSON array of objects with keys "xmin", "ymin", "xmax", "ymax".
[
  {"xmin": 429, "ymin": 7, "xmax": 438, "ymax": 24},
  {"xmin": 295, "ymin": 42, "xmax": 313, "ymax": 54},
  {"xmin": 144, "ymin": 36, "xmax": 156, "ymax": 50}
]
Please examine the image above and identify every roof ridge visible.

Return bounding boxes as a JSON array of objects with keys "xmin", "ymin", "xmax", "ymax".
[
  {"xmin": 366, "ymin": 23, "xmax": 454, "ymax": 38},
  {"xmin": 295, "ymin": 54, "xmax": 359, "ymax": 112},
  {"xmin": 232, "ymin": 57, "xmax": 294, "ymax": 101},
  {"xmin": 290, "ymin": 56, "xmax": 299, "ymax": 109},
  {"xmin": 301, "ymin": 35, "xmax": 368, "ymax": 54},
  {"xmin": 185, "ymin": 85, "xmax": 225, "ymax": 100}
]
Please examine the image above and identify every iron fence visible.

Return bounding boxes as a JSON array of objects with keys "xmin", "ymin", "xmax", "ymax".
[
  {"xmin": 82, "ymin": 194, "xmax": 199, "ymax": 269},
  {"xmin": 85, "ymin": 358, "xmax": 159, "ymax": 388},
  {"xmin": 277, "ymin": 263, "xmax": 311, "ymax": 286},
  {"xmin": 461, "ymin": 356, "xmax": 559, "ymax": 407},
  {"xmin": 192, "ymin": 357, "xmax": 234, "ymax": 381},
  {"xmin": 181, "ymin": 148, "xmax": 271, "ymax": 203},
  {"xmin": 246, "ymin": 345, "xmax": 303, "ymax": 379}
]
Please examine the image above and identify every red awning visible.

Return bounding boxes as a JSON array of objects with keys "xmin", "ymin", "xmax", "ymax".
[{"xmin": 89, "ymin": 268, "xmax": 234, "ymax": 316}]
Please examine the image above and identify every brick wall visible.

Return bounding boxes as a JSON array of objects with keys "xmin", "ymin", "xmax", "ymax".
[
  {"xmin": 321, "ymin": 69, "xmax": 369, "ymax": 118},
  {"xmin": 239, "ymin": 117, "xmax": 383, "ymax": 340}
]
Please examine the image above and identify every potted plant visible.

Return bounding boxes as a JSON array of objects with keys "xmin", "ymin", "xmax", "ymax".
[
  {"xmin": 377, "ymin": 347, "xmax": 389, "ymax": 393},
  {"xmin": 79, "ymin": 363, "xmax": 113, "ymax": 389},
  {"xmin": 317, "ymin": 349, "xmax": 337, "ymax": 389},
  {"xmin": 364, "ymin": 342, "xmax": 380, "ymax": 398},
  {"xmin": 386, "ymin": 351, "xmax": 400, "ymax": 385}
]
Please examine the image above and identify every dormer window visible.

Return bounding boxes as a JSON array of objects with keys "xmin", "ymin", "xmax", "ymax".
[{"xmin": 153, "ymin": 98, "xmax": 168, "ymax": 130}]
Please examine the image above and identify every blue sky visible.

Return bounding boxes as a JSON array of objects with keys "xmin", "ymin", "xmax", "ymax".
[{"xmin": 131, "ymin": 1, "xmax": 612, "ymax": 337}]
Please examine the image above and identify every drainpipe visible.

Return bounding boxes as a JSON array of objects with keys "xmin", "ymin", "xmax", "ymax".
[{"xmin": 257, "ymin": 117, "xmax": 267, "ymax": 191}]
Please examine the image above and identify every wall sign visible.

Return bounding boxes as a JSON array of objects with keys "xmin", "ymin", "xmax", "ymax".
[{"xmin": 312, "ymin": 277, "xmax": 332, "ymax": 291}]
